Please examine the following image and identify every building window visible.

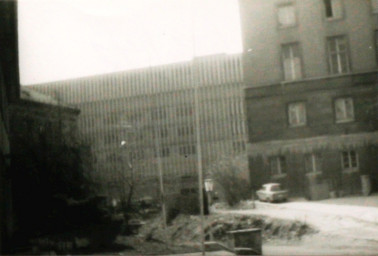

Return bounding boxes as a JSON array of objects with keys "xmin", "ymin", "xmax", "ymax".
[
  {"xmin": 155, "ymin": 147, "xmax": 170, "ymax": 158},
  {"xmin": 372, "ymin": 0, "xmax": 378, "ymax": 13},
  {"xmin": 341, "ymin": 150, "xmax": 358, "ymax": 171},
  {"xmin": 153, "ymin": 127, "xmax": 168, "ymax": 139},
  {"xmin": 230, "ymin": 99, "xmax": 243, "ymax": 116},
  {"xmin": 270, "ymin": 156, "xmax": 287, "ymax": 176},
  {"xmin": 375, "ymin": 30, "xmax": 378, "ymax": 64},
  {"xmin": 137, "ymin": 149, "xmax": 145, "ymax": 160},
  {"xmin": 176, "ymin": 105, "xmax": 193, "ymax": 117},
  {"xmin": 130, "ymin": 111, "xmax": 142, "ymax": 122},
  {"xmin": 138, "ymin": 132, "xmax": 144, "ymax": 141},
  {"xmin": 277, "ymin": 4, "xmax": 296, "ymax": 27},
  {"xmin": 324, "ymin": 0, "xmax": 343, "ymax": 19},
  {"xmin": 129, "ymin": 150, "xmax": 145, "ymax": 161},
  {"xmin": 129, "ymin": 151, "xmax": 137, "ymax": 161},
  {"xmin": 151, "ymin": 108, "xmax": 166, "ymax": 120},
  {"xmin": 162, "ymin": 147, "xmax": 170, "ymax": 157},
  {"xmin": 233, "ymin": 141, "xmax": 246, "ymax": 153},
  {"xmin": 335, "ymin": 97, "xmax": 354, "ymax": 123},
  {"xmin": 177, "ymin": 125, "xmax": 194, "ymax": 136},
  {"xmin": 160, "ymin": 127, "xmax": 168, "ymax": 138},
  {"xmin": 305, "ymin": 154, "xmax": 322, "ymax": 174},
  {"xmin": 179, "ymin": 145, "xmax": 196, "ymax": 156},
  {"xmin": 282, "ymin": 43, "xmax": 303, "ymax": 81},
  {"xmin": 327, "ymin": 36, "xmax": 350, "ymax": 74},
  {"xmin": 231, "ymin": 120, "xmax": 242, "ymax": 135},
  {"xmin": 288, "ymin": 102, "xmax": 306, "ymax": 127}
]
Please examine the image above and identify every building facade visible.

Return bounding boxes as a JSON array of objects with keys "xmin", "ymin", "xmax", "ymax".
[
  {"xmin": 30, "ymin": 54, "xmax": 248, "ymax": 198},
  {"xmin": 240, "ymin": 0, "xmax": 378, "ymax": 199},
  {"xmin": 9, "ymin": 91, "xmax": 83, "ymax": 242},
  {"xmin": 0, "ymin": 0, "xmax": 20, "ymax": 252}
]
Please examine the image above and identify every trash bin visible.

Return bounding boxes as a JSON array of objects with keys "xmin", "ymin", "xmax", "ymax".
[
  {"xmin": 227, "ymin": 228, "xmax": 262, "ymax": 255},
  {"xmin": 361, "ymin": 175, "xmax": 371, "ymax": 196}
]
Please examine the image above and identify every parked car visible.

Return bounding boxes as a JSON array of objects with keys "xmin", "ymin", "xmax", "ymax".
[{"xmin": 256, "ymin": 183, "xmax": 288, "ymax": 203}]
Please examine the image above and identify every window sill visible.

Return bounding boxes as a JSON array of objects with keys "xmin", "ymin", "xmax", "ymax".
[
  {"xmin": 306, "ymin": 172, "xmax": 322, "ymax": 176},
  {"xmin": 336, "ymin": 119, "xmax": 354, "ymax": 124},
  {"xmin": 289, "ymin": 124, "xmax": 306, "ymax": 128},
  {"xmin": 325, "ymin": 17, "xmax": 343, "ymax": 22},
  {"xmin": 342, "ymin": 169, "xmax": 359, "ymax": 174},
  {"xmin": 278, "ymin": 24, "xmax": 297, "ymax": 29},
  {"xmin": 272, "ymin": 174, "xmax": 287, "ymax": 179},
  {"xmin": 330, "ymin": 70, "xmax": 351, "ymax": 76},
  {"xmin": 283, "ymin": 77, "xmax": 303, "ymax": 82}
]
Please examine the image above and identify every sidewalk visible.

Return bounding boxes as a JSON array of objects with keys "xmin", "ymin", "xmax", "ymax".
[
  {"xmin": 162, "ymin": 250, "xmax": 234, "ymax": 256},
  {"xmin": 215, "ymin": 195, "xmax": 378, "ymax": 250},
  {"xmin": 319, "ymin": 193, "xmax": 378, "ymax": 208}
]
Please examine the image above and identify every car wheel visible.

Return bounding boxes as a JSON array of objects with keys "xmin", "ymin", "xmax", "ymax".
[{"xmin": 267, "ymin": 197, "xmax": 273, "ymax": 203}]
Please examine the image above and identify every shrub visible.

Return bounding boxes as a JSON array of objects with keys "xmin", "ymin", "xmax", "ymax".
[
  {"xmin": 166, "ymin": 193, "xmax": 200, "ymax": 223},
  {"xmin": 208, "ymin": 155, "xmax": 250, "ymax": 206}
]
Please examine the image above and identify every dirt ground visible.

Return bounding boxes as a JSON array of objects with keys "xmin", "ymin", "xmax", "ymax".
[{"xmin": 112, "ymin": 195, "xmax": 378, "ymax": 255}]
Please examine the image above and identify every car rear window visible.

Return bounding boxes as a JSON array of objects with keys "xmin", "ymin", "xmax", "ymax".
[{"xmin": 271, "ymin": 185, "xmax": 281, "ymax": 191}]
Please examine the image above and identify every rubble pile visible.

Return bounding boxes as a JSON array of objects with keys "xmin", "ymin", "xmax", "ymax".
[{"xmin": 138, "ymin": 213, "xmax": 317, "ymax": 247}]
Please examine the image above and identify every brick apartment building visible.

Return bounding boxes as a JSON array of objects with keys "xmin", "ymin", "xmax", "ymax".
[{"xmin": 240, "ymin": 0, "xmax": 378, "ymax": 199}]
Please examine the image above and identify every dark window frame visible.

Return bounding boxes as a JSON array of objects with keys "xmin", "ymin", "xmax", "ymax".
[
  {"xmin": 323, "ymin": 0, "xmax": 344, "ymax": 20},
  {"xmin": 269, "ymin": 156, "xmax": 287, "ymax": 176},
  {"xmin": 287, "ymin": 101, "xmax": 307, "ymax": 127},
  {"xmin": 276, "ymin": 2, "xmax": 297, "ymax": 29},
  {"xmin": 333, "ymin": 96, "xmax": 355, "ymax": 123},
  {"xmin": 281, "ymin": 42, "xmax": 304, "ymax": 81},
  {"xmin": 326, "ymin": 35, "xmax": 351, "ymax": 75},
  {"xmin": 341, "ymin": 150, "xmax": 359, "ymax": 172}
]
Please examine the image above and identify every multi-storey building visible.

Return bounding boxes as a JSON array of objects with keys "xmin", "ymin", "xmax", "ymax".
[
  {"xmin": 240, "ymin": 0, "xmax": 378, "ymax": 199},
  {"xmin": 30, "ymin": 54, "xmax": 248, "ymax": 197},
  {"xmin": 0, "ymin": 0, "xmax": 19, "ymax": 252}
]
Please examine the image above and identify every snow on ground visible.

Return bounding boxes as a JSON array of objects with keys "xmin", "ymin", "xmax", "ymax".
[
  {"xmin": 319, "ymin": 193, "xmax": 378, "ymax": 208},
  {"xmin": 214, "ymin": 195, "xmax": 378, "ymax": 254},
  {"xmin": 118, "ymin": 195, "xmax": 378, "ymax": 255}
]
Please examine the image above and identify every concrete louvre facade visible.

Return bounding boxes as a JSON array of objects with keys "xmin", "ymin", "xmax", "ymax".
[
  {"xmin": 29, "ymin": 54, "xmax": 248, "ymax": 197},
  {"xmin": 240, "ymin": 0, "xmax": 378, "ymax": 199},
  {"xmin": 0, "ymin": 0, "xmax": 19, "ymax": 252}
]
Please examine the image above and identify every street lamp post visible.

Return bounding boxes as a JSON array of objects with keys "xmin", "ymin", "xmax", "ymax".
[
  {"xmin": 204, "ymin": 178, "xmax": 214, "ymax": 241},
  {"xmin": 204, "ymin": 178, "xmax": 214, "ymax": 207},
  {"xmin": 119, "ymin": 123, "xmax": 136, "ymax": 214},
  {"xmin": 120, "ymin": 138, "xmax": 133, "ymax": 207}
]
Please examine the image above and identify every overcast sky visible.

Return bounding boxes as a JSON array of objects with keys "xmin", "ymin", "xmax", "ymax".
[{"xmin": 18, "ymin": 0, "xmax": 242, "ymax": 85}]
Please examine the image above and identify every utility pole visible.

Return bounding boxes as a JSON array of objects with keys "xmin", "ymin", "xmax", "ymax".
[
  {"xmin": 151, "ymin": 75, "xmax": 168, "ymax": 247},
  {"xmin": 191, "ymin": 1, "xmax": 205, "ymax": 254},
  {"xmin": 193, "ymin": 58, "xmax": 205, "ymax": 256},
  {"xmin": 144, "ymin": 10, "xmax": 168, "ymax": 246},
  {"xmin": 153, "ymin": 111, "xmax": 168, "ymax": 246}
]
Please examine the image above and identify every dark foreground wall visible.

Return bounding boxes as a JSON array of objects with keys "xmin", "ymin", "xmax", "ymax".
[{"xmin": 0, "ymin": 0, "xmax": 20, "ymax": 253}]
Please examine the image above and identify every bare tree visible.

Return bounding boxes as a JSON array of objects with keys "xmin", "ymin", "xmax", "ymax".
[{"xmin": 207, "ymin": 153, "xmax": 250, "ymax": 206}]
